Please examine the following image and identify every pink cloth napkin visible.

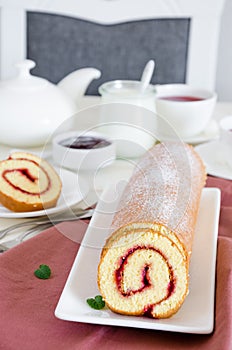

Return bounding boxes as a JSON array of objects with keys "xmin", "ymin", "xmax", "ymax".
[{"xmin": 0, "ymin": 176, "xmax": 231, "ymax": 350}]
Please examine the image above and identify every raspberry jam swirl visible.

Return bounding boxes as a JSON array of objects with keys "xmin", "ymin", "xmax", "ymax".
[
  {"xmin": 98, "ymin": 225, "xmax": 189, "ymax": 319},
  {"xmin": 3, "ymin": 158, "xmax": 50, "ymax": 195},
  {"xmin": 115, "ymin": 245, "xmax": 176, "ymax": 316}
]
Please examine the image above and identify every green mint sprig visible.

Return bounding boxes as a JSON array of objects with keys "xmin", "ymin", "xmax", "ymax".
[
  {"xmin": 87, "ymin": 295, "xmax": 105, "ymax": 310},
  {"xmin": 34, "ymin": 264, "xmax": 51, "ymax": 279}
]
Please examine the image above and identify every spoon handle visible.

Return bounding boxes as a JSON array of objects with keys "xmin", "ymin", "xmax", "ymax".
[{"xmin": 140, "ymin": 60, "xmax": 155, "ymax": 90}]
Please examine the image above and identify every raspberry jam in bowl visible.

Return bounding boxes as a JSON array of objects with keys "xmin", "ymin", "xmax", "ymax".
[
  {"xmin": 52, "ymin": 131, "xmax": 116, "ymax": 171},
  {"xmin": 59, "ymin": 135, "xmax": 111, "ymax": 150}
]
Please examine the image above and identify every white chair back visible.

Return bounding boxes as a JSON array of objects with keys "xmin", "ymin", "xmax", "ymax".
[{"xmin": 0, "ymin": 0, "xmax": 225, "ymax": 91}]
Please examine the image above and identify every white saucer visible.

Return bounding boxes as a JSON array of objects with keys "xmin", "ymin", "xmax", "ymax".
[
  {"xmin": 183, "ymin": 120, "xmax": 219, "ymax": 145},
  {"xmin": 195, "ymin": 140, "xmax": 232, "ymax": 180},
  {"xmin": 157, "ymin": 120, "xmax": 219, "ymax": 145}
]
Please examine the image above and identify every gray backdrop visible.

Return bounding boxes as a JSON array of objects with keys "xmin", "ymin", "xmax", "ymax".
[{"xmin": 27, "ymin": 12, "xmax": 190, "ymax": 95}]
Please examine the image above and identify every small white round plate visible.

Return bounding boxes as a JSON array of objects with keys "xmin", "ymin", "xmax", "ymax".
[
  {"xmin": 183, "ymin": 120, "xmax": 219, "ymax": 145},
  {"xmin": 195, "ymin": 140, "xmax": 232, "ymax": 180},
  {"xmin": 0, "ymin": 168, "xmax": 89, "ymax": 218}
]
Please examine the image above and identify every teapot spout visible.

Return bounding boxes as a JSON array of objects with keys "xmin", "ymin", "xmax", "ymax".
[{"xmin": 58, "ymin": 68, "xmax": 101, "ymax": 105}]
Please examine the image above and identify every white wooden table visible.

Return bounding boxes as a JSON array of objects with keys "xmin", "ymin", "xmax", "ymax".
[{"xmin": 0, "ymin": 97, "xmax": 231, "ymax": 243}]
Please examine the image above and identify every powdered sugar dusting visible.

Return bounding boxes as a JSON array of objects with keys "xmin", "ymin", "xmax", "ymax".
[{"xmin": 111, "ymin": 142, "xmax": 206, "ymax": 254}]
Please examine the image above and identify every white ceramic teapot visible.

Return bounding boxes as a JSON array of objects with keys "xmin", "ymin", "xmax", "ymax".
[{"xmin": 0, "ymin": 60, "xmax": 101, "ymax": 147}]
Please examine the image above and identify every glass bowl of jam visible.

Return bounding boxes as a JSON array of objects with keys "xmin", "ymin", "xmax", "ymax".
[{"xmin": 52, "ymin": 131, "xmax": 116, "ymax": 171}]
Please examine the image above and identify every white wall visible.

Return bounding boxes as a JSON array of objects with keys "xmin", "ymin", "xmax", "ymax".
[{"xmin": 216, "ymin": 0, "xmax": 232, "ymax": 101}]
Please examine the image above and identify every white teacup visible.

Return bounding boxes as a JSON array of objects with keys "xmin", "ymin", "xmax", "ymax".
[
  {"xmin": 219, "ymin": 116, "xmax": 232, "ymax": 169},
  {"xmin": 155, "ymin": 84, "xmax": 217, "ymax": 140}
]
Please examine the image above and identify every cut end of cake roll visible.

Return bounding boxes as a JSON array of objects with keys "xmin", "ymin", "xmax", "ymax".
[
  {"xmin": 97, "ymin": 142, "xmax": 206, "ymax": 319},
  {"xmin": 98, "ymin": 222, "xmax": 189, "ymax": 319},
  {"xmin": 0, "ymin": 152, "xmax": 62, "ymax": 212}
]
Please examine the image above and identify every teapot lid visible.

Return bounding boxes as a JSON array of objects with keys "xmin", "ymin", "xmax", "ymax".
[{"xmin": 1, "ymin": 60, "xmax": 49, "ymax": 89}]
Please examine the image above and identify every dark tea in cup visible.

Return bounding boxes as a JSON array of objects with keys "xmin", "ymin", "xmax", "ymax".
[{"xmin": 158, "ymin": 96, "xmax": 205, "ymax": 102}]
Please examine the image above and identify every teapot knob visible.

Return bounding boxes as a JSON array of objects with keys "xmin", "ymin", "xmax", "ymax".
[{"xmin": 15, "ymin": 59, "xmax": 36, "ymax": 78}]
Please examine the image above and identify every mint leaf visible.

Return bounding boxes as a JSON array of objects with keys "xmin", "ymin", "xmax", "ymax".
[
  {"xmin": 87, "ymin": 295, "xmax": 105, "ymax": 310},
  {"xmin": 34, "ymin": 264, "xmax": 51, "ymax": 279}
]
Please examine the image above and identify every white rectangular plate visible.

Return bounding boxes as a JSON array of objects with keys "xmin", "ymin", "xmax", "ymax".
[{"xmin": 55, "ymin": 185, "xmax": 221, "ymax": 334}]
